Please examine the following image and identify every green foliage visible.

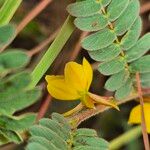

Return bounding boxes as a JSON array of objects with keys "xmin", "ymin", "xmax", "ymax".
[
  {"xmin": 0, "ymin": 114, "xmax": 36, "ymax": 131},
  {"xmin": 67, "ymin": 0, "xmax": 111, "ymax": 17},
  {"xmin": 98, "ymin": 57, "xmax": 126, "ymax": 76},
  {"xmin": 89, "ymin": 43, "xmax": 121, "ymax": 62},
  {"xmin": 133, "ymin": 72, "xmax": 150, "ymax": 88},
  {"xmin": 126, "ymin": 33, "xmax": 150, "ymax": 62},
  {"xmin": 130, "ymin": 55, "xmax": 150, "ymax": 73},
  {"xmin": 26, "ymin": 113, "xmax": 109, "ymax": 150},
  {"xmin": 0, "ymin": 50, "xmax": 30, "ymax": 77},
  {"xmin": 121, "ymin": 17, "xmax": 142, "ymax": 50},
  {"xmin": 0, "ymin": 128, "xmax": 22, "ymax": 145},
  {"xmin": 105, "ymin": 70, "xmax": 129, "ymax": 91},
  {"xmin": 0, "ymin": 114, "xmax": 36, "ymax": 145},
  {"xmin": 115, "ymin": 79, "xmax": 133, "ymax": 100},
  {"xmin": 0, "ymin": 70, "xmax": 41, "ymax": 116},
  {"xmin": 0, "ymin": 24, "xmax": 15, "ymax": 47},
  {"xmin": 0, "ymin": 0, "xmax": 22, "ymax": 26},
  {"xmin": 0, "ymin": 50, "xmax": 41, "ymax": 145},
  {"xmin": 67, "ymin": 0, "xmax": 150, "ymax": 100},
  {"xmin": 82, "ymin": 28, "xmax": 116, "ymax": 50}
]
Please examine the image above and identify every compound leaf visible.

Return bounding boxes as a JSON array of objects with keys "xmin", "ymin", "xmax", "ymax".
[
  {"xmin": 0, "ymin": 88, "xmax": 41, "ymax": 115},
  {"xmin": 26, "ymin": 142, "xmax": 48, "ymax": 150},
  {"xmin": 142, "ymin": 81, "xmax": 150, "ymax": 88},
  {"xmin": 74, "ymin": 14, "xmax": 108, "ymax": 31},
  {"xmin": 115, "ymin": 79, "xmax": 133, "ymax": 100},
  {"xmin": 0, "ymin": 24, "xmax": 15, "ymax": 47},
  {"xmin": 130, "ymin": 55, "xmax": 150, "ymax": 73},
  {"xmin": 126, "ymin": 33, "xmax": 150, "ymax": 62},
  {"xmin": 114, "ymin": 0, "xmax": 140, "ymax": 35},
  {"xmin": 0, "ymin": 50, "xmax": 30, "ymax": 74},
  {"xmin": 0, "ymin": 114, "xmax": 36, "ymax": 131},
  {"xmin": 0, "ymin": 71, "xmax": 31, "ymax": 91},
  {"xmin": 105, "ymin": 70, "xmax": 129, "ymax": 91},
  {"xmin": 29, "ymin": 136, "xmax": 58, "ymax": 150},
  {"xmin": 98, "ymin": 57, "xmax": 126, "ymax": 75},
  {"xmin": 39, "ymin": 119, "xmax": 70, "ymax": 140},
  {"xmin": 89, "ymin": 43, "xmax": 121, "ymax": 62},
  {"xmin": 30, "ymin": 125, "xmax": 67, "ymax": 150},
  {"xmin": 121, "ymin": 17, "xmax": 142, "ymax": 50},
  {"xmin": 107, "ymin": 0, "xmax": 129, "ymax": 21},
  {"xmin": 67, "ymin": 0, "xmax": 111, "ymax": 17},
  {"xmin": 26, "ymin": 113, "xmax": 109, "ymax": 150},
  {"xmin": 140, "ymin": 73, "xmax": 150, "ymax": 82},
  {"xmin": 82, "ymin": 28, "xmax": 116, "ymax": 51},
  {"xmin": 0, "ymin": 129, "xmax": 22, "ymax": 145}
]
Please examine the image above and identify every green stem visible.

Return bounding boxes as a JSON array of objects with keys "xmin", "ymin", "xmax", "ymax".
[
  {"xmin": 109, "ymin": 125, "xmax": 142, "ymax": 150},
  {"xmin": 29, "ymin": 16, "xmax": 75, "ymax": 88},
  {"xmin": 0, "ymin": 0, "xmax": 22, "ymax": 26}
]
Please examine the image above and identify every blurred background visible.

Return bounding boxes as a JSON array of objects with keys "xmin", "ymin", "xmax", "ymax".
[{"xmin": 0, "ymin": 0, "xmax": 150, "ymax": 149}]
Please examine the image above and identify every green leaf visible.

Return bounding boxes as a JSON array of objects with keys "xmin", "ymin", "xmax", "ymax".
[
  {"xmin": 74, "ymin": 136, "xmax": 108, "ymax": 149},
  {"xmin": 67, "ymin": 0, "xmax": 148, "ymax": 100},
  {"xmin": 0, "ymin": 88, "xmax": 41, "ymax": 115},
  {"xmin": 67, "ymin": 0, "xmax": 101, "ymax": 17},
  {"xmin": 98, "ymin": 57, "xmax": 126, "ymax": 75},
  {"xmin": 0, "ymin": 71, "xmax": 31, "ymax": 91},
  {"xmin": 29, "ymin": 136, "xmax": 58, "ymax": 150},
  {"xmin": 140, "ymin": 73, "xmax": 150, "ymax": 82},
  {"xmin": 39, "ymin": 119, "xmax": 70, "ymax": 140},
  {"xmin": 115, "ymin": 79, "xmax": 133, "ymax": 100},
  {"xmin": 73, "ymin": 146, "xmax": 101, "ymax": 150},
  {"xmin": 0, "ymin": 24, "xmax": 15, "ymax": 47},
  {"xmin": 67, "ymin": 0, "xmax": 111, "ymax": 17},
  {"xmin": 75, "ymin": 128, "xmax": 97, "ymax": 137},
  {"xmin": 0, "ymin": 0, "xmax": 22, "ymax": 26},
  {"xmin": 0, "ymin": 114, "xmax": 36, "ymax": 131},
  {"xmin": 82, "ymin": 28, "xmax": 116, "ymax": 51},
  {"xmin": 89, "ymin": 43, "xmax": 121, "ymax": 61},
  {"xmin": 114, "ymin": 0, "xmax": 140, "ymax": 35},
  {"xmin": 141, "ymin": 81, "xmax": 150, "ymax": 88},
  {"xmin": 0, "ymin": 72, "xmax": 38, "ymax": 118},
  {"xmin": 0, "ymin": 134, "xmax": 9, "ymax": 145},
  {"xmin": 121, "ymin": 17, "xmax": 142, "ymax": 50},
  {"xmin": 26, "ymin": 142, "xmax": 48, "ymax": 150},
  {"xmin": 107, "ymin": 0, "xmax": 129, "ymax": 21},
  {"xmin": 130, "ymin": 55, "xmax": 150, "ymax": 73},
  {"xmin": 133, "ymin": 73, "xmax": 150, "ymax": 88},
  {"xmin": 0, "ymin": 129, "xmax": 22, "ymax": 144},
  {"xmin": 30, "ymin": 125, "xmax": 67, "ymax": 150},
  {"xmin": 126, "ymin": 33, "xmax": 150, "ymax": 62},
  {"xmin": 105, "ymin": 70, "xmax": 129, "ymax": 91},
  {"xmin": 0, "ymin": 50, "xmax": 30, "ymax": 73},
  {"xmin": 74, "ymin": 14, "xmax": 108, "ymax": 31},
  {"xmin": 51, "ymin": 113, "xmax": 71, "ymax": 132},
  {"xmin": 27, "ymin": 113, "xmax": 109, "ymax": 150}
]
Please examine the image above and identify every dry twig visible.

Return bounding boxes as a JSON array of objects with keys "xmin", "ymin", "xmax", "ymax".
[
  {"xmin": 136, "ymin": 73, "xmax": 150, "ymax": 150},
  {"xmin": 67, "ymin": 90, "xmax": 150, "ymax": 126}
]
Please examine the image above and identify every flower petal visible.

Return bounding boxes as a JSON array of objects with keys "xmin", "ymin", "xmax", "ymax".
[
  {"xmin": 128, "ymin": 103, "xmax": 150, "ymax": 133},
  {"xmin": 83, "ymin": 58, "xmax": 93, "ymax": 90},
  {"xmin": 45, "ymin": 75, "xmax": 80, "ymax": 100},
  {"xmin": 64, "ymin": 61, "xmax": 86, "ymax": 91}
]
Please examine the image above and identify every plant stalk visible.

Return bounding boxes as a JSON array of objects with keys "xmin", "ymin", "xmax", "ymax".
[
  {"xmin": 29, "ymin": 16, "xmax": 75, "ymax": 88},
  {"xmin": 0, "ymin": 0, "xmax": 22, "ymax": 26},
  {"xmin": 136, "ymin": 73, "xmax": 150, "ymax": 150},
  {"xmin": 109, "ymin": 125, "xmax": 142, "ymax": 150}
]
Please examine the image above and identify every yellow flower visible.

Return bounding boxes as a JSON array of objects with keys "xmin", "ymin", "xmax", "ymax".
[
  {"xmin": 45, "ymin": 58, "xmax": 119, "ymax": 115},
  {"xmin": 128, "ymin": 103, "xmax": 150, "ymax": 133}
]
